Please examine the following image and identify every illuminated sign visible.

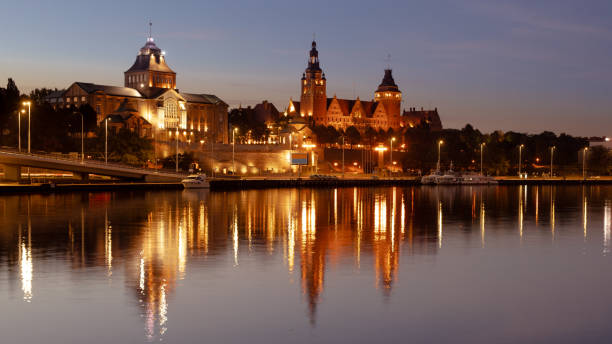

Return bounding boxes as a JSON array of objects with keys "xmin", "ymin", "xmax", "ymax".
[{"xmin": 291, "ymin": 153, "xmax": 308, "ymax": 165}]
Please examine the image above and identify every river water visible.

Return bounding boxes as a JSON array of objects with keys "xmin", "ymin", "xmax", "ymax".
[{"xmin": 1, "ymin": 186, "xmax": 612, "ymax": 343}]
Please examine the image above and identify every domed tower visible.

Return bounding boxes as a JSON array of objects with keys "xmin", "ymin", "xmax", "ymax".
[
  {"xmin": 125, "ymin": 29, "xmax": 176, "ymax": 91},
  {"xmin": 300, "ymin": 41, "xmax": 327, "ymax": 122},
  {"xmin": 374, "ymin": 69, "xmax": 401, "ymax": 118}
]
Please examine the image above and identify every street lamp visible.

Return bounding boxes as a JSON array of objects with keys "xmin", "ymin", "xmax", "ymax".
[
  {"xmin": 341, "ymin": 136, "xmax": 345, "ymax": 177},
  {"xmin": 518, "ymin": 144, "xmax": 524, "ymax": 177},
  {"xmin": 74, "ymin": 112, "xmax": 84, "ymax": 163},
  {"xmin": 437, "ymin": 140, "xmax": 444, "ymax": 170},
  {"xmin": 232, "ymin": 127, "xmax": 238, "ymax": 174},
  {"xmin": 22, "ymin": 101, "xmax": 31, "ymax": 153},
  {"xmin": 583, "ymin": 147, "xmax": 588, "ymax": 180},
  {"xmin": 104, "ymin": 118, "xmax": 108, "ymax": 164},
  {"xmin": 550, "ymin": 146, "xmax": 556, "ymax": 178},
  {"xmin": 176, "ymin": 128, "xmax": 179, "ymax": 172},
  {"xmin": 480, "ymin": 142, "xmax": 485, "ymax": 175},
  {"xmin": 18, "ymin": 109, "xmax": 25, "ymax": 152},
  {"xmin": 390, "ymin": 137, "xmax": 396, "ymax": 170}
]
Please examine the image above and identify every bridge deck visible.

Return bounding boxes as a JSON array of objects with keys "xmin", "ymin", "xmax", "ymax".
[{"xmin": 0, "ymin": 150, "xmax": 185, "ymax": 181}]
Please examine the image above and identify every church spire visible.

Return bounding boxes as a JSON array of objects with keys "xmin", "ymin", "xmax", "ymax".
[{"xmin": 307, "ymin": 40, "xmax": 321, "ymax": 72}]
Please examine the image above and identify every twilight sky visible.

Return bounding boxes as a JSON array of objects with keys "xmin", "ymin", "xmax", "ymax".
[{"xmin": 1, "ymin": 0, "xmax": 611, "ymax": 136}]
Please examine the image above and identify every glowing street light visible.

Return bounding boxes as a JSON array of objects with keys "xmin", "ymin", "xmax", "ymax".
[
  {"xmin": 480, "ymin": 142, "xmax": 485, "ymax": 175},
  {"xmin": 341, "ymin": 136, "xmax": 345, "ymax": 177},
  {"xmin": 232, "ymin": 127, "xmax": 238, "ymax": 174},
  {"xmin": 373, "ymin": 145, "xmax": 388, "ymax": 152},
  {"xmin": 18, "ymin": 109, "xmax": 25, "ymax": 152},
  {"xmin": 583, "ymin": 147, "xmax": 588, "ymax": 180},
  {"xmin": 104, "ymin": 118, "xmax": 108, "ymax": 164},
  {"xmin": 176, "ymin": 128, "xmax": 179, "ymax": 172},
  {"xmin": 22, "ymin": 101, "xmax": 31, "ymax": 153},
  {"xmin": 550, "ymin": 146, "xmax": 556, "ymax": 178},
  {"xmin": 518, "ymin": 144, "xmax": 524, "ymax": 176},
  {"xmin": 390, "ymin": 137, "xmax": 396, "ymax": 169},
  {"xmin": 74, "ymin": 111, "xmax": 84, "ymax": 163},
  {"xmin": 437, "ymin": 140, "xmax": 444, "ymax": 170}
]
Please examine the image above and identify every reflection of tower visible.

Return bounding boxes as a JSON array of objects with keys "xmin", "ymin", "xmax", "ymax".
[
  {"xmin": 373, "ymin": 189, "xmax": 400, "ymax": 296},
  {"xmin": 125, "ymin": 194, "xmax": 206, "ymax": 342},
  {"xmin": 298, "ymin": 198, "xmax": 323, "ymax": 325}
]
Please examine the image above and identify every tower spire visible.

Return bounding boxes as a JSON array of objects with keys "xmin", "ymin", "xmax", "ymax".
[
  {"xmin": 148, "ymin": 21, "xmax": 152, "ymax": 40},
  {"xmin": 385, "ymin": 53, "xmax": 392, "ymax": 70}
]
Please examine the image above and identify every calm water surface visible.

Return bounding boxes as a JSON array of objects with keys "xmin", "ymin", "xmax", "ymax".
[{"xmin": 1, "ymin": 186, "xmax": 612, "ymax": 343}]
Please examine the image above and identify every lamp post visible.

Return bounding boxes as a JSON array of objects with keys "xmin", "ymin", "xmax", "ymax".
[
  {"xmin": 74, "ymin": 112, "xmax": 84, "ymax": 163},
  {"xmin": 550, "ymin": 146, "xmax": 555, "ymax": 178},
  {"xmin": 518, "ymin": 144, "xmax": 524, "ymax": 177},
  {"xmin": 18, "ymin": 109, "xmax": 25, "ymax": 152},
  {"xmin": 176, "ymin": 128, "xmax": 179, "ymax": 173},
  {"xmin": 583, "ymin": 147, "xmax": 588, "ymax": 180},
  {"xmin": 22, "ymin": 101, "xmax": 31, "ymax": 153},
  {"xmin": 232, "ymin": 127, "xmax": 238, "ymax": 174},
  {"xmin": 390, "ymin": 137, "xmax": 396, "ymax": 170},
  {"xmin": 104, "ymin": 118, "xmax": 108, "ymax": 164},
  {"xmin": 480, "ymin": 142, "xmax": 485, "ymax": 175},
  {"xmin": 437, "ymin": 140, "xmax": 444, "ymax": 170},
  {"xmin": 341, "ymin": 136, "xmax": 345, "ymax": 177}
]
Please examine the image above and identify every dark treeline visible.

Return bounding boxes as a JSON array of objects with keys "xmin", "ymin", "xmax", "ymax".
[
  {"xmin": 0, "ymin": 79, "xmax": 153, "ymax": 166},
  {"xmin": 312, "ymin": 123, "xmax": 607, "ymax": 176}
]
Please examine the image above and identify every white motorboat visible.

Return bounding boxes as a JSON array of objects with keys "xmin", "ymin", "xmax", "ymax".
[
  {"xmin": 422, "ymin": 162, "xmax": 497, "ymax": 185},
  {"xmin": 421, "ymin": 169, "xmax": 442, "ymax": 184},
  {"xmin": 181, "ymin": 174, "xmax": 210, "ymax": 189},
  {"xmin": 435, "ymin": 162, "xmax": 459, "ymax": 184}
]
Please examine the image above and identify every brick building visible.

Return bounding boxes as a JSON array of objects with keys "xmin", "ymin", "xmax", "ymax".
[
  {"xmin": 286, "ymin": 41, "xmax": 441, "ymax": 132},
  {"xmin": 46, "ymin": 30, "xmax": 228, "ymax": 143}
]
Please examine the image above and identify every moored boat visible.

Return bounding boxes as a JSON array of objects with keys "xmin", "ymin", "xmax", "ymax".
[{"xmin": 181, "ymin": 174, "xmax": 210, "ymax": 189}]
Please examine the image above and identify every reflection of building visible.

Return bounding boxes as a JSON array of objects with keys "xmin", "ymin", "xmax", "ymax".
[
  {"xmin": 45, "ymin": 28, "xmax": 228, "ymax": 143},
  {"xmin": 286, "ymin": 41, "xmax": 442, "ymax": 132},
  {"xmin": 1, "ymin": 187, "xmax": 459, "ymax": 334}
]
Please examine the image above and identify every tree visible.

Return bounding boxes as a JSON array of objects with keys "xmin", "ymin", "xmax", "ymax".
[
  {"xmin": 364, "ymin": 126, "xmax": 377, "ymax": 147},
  {"xmin": 29, "ymin": 88, "xmax": 58, "ymax": 105},
  {"xmin": 345, "ymin": 126, "xmax": 361, "ymax": 148},
  {"xmin": 161, "ymin": 151, "xmax": 198, "ymax": 171},
  {"xmin": 588, "ymin": 146, "xmax": 610, "ymax": 176},
  {"xmin": 89, "ymin": 127, "xmax": 153, "ymax": 165},
  {"xmin": 0, "ymin": 78, "xmax": 21, "ymax": 144}
]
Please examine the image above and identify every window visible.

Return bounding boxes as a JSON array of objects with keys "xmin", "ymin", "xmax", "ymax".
[
  {"xmin": 96, "ymin": 105, "xmax": 101, "ymax": 114},
  {"xmin": 73, "ymin": 97, "xmax": 78, "ymax": 102},
  {"xmin": 66, "ymin": 98, "xmax": 70, "ymax": 103},
  {"xmin": 81, "ymin": 96, "xmax": 86, "ymax": 102}
]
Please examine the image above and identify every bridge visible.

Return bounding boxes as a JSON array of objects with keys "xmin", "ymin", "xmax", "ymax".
[{"xmin": 0, "ymin": 150, "xmax": 186, "ymax": 182}]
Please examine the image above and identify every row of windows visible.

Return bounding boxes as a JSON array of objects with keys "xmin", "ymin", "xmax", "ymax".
[
  {"xmin": 128, "ymin": 74, "xmax": 146, "ymax": 83},
  {"xmin": 51, "ymin": 96, "xmax": 87, "ymax": 103}
]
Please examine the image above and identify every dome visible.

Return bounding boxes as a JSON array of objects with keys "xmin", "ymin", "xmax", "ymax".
[
  {"xmin": 376, "ymin": 69, "xmax": 399, "ymax": 93},
  {"xmin": 125, "ymin": 37, "xmax": 174, "ymax": 74}
]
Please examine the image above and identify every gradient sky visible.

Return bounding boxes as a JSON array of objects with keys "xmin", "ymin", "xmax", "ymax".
[{"xmin": 1, "ymin": 0, "xmax": 611, "ymax": 135}]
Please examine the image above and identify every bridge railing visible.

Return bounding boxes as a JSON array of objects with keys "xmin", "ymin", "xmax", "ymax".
[{"xmin": 0, "ymin": 148, "xmax": 187, "ymax": 177}]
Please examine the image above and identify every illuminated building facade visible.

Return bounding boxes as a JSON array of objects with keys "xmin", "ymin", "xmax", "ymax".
[
  {"xmin": 286, "ymin": 41, "xmax": 442, "ymax": 132},
  {"xmin": 45, "ymin": 31, "xmax": 229, "ymax": 143}
]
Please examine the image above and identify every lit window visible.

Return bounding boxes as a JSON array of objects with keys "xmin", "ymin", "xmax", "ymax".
[
  {"xmin": 81, "ymin": 96, "xmax": 86, "ymax": 102},
  {"xmin": 66, "ymin": 98, "xmax": 70, "ymax": 103}
]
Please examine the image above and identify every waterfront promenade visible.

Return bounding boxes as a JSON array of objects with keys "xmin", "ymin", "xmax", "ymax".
[{"xmin": 1, "ymin": 175, "xmax": 612, "ymax": 194}]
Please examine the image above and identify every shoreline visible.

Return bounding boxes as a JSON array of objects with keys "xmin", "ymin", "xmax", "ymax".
[{"xmin": 0, "ymin": 177, "xmax": 611, "ymax": 194}]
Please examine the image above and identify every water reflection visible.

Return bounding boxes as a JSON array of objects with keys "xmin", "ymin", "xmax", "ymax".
[{"xmin": 1, "ymin": 186, "xmax": 612, "ymax": 342}]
